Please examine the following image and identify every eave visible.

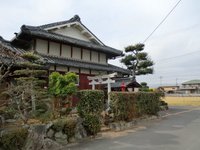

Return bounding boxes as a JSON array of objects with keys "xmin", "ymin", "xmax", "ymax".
[{"xmin": 11, "ymin": 25, "xmax": 123, "ymax": 58}]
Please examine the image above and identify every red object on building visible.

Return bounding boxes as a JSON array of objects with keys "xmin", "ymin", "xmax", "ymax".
[
  {"xmin": 121, "ymin": 81, "xmax": 126, "ymax": 92},
  {"xmin": 72, "ymin": 73, "xmax": 94, "ymax": 107}
]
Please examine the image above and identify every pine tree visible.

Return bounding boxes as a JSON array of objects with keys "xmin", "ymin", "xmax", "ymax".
[
  {"xmin": 7, "ymin": 52, "xmax": 48, "ymax": 123},
  {"xmin": 121, "ymin": 43, "xmax": 154, "ymax": 81}
]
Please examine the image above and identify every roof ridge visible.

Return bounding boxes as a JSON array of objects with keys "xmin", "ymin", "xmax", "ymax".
[
  {"xmin": 37, "ymin": 15, "xmax": 81, "ymax": 29},
  {"xmin": 182, "ymin": 79, "xmax": 200, "ymax": 84}
]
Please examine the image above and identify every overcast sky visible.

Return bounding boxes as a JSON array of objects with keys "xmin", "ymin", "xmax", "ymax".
[{"xmin": 0, "ymin": 0, "xmax": 200, "ymax": 87}]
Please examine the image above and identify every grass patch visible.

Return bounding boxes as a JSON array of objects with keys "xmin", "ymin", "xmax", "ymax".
[{"xmin": 163, "ymin": 96, "xmax": 200, "ymax": 106}]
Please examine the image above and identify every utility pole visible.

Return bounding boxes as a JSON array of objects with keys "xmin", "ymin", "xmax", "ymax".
[{"xmin": 176, "ymin": 78, "xmax": 178, "ymax": 86}]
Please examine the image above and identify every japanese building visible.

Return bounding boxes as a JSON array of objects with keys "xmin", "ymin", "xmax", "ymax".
[{"xmin": 1, "ymin": 15, "xmax": 130, "ymax": 89}]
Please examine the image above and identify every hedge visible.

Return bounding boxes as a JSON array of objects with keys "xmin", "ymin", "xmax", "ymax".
[
  {"xmin": 77, "ymin": 90, "xmax": 104, "ymax": 135},
  {"xmin": 77, "ymin": 90, "xmax": 104, "ymax": 117},
  {"xmin": 136, "ymin": 92, "xmax": 163, "ymax": 115},
  {"xmin": 110, "ymin": 92, "xmax": 163, "ymax": 122},
  {"xmin": 110, "ymin": 92, "xmax": 138, "ymax": 122}
]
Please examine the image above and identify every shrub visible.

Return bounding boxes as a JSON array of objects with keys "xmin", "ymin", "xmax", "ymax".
[
  {"xmin": 0, "ymin": 128, "xmax": 28, "ymax": 150},
  {"xmin": 63, "ymin": 117, "xmax": 77, "ymax": 140},
  {"xmin": 82, "ymin": 114, "xmax": 101, "ymax": 135},
  {"xmin": 110, "ymin": 92, "xmax": 163, "ymax": 122},
  {"xmin": 49, "ymin": 72, "xmax": 78, "ymax": 116},
  {"xmin": 77, "ymin": 90, "xmax": 104, "ymax": 135},
  {"xmin": 77, "ymin": 90, "xmax": 104, "ymax": 117},
  {"xmin": 110, "ymin": 92, "xmax": 137, "ymax": 121},
  {"xmin": 160, "ymin": 100, "xmax": 169, "ymax": 110},
  {"xmin": 136, "ymin": 92, "xmax": 162, "ymax": 116},
  {"xmin": 51, "ymin": 118, "xmax": 67, "ymax": 132}
]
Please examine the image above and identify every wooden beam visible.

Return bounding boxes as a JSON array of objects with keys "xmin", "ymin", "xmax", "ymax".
[
  {"xmin": 90, "ymin": 50, "xmax": 92, "ymax": 61},
  {"xmin": 98, "ymin": 52, "xmax": 100, "ymax": 62},
  {"xmin": 47, "ymin": 40, "xmax": 50, "ymax": 54},
  {"xmin": 60, "ymin": 43, "xmax": 62, "ymax": 56},
  {"xmin": 71, "ymin": 45, "xmax": 73, "ymax": 58},
  {"xmin": 81, "ymin": 48, "xmax": 83, "ymax": 60},
  {"xmin": 88, "ymin": 72, "xmax": 117, "ymax": 80}
]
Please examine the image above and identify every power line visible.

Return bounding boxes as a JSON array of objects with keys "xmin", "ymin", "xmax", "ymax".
[
  {"xmin": 143, "ymin": 0, "xmax": 182, "ymax": 43},
  {"xmin": 154, "ymin": 49, "xmax": 200, "ymax": 65}
]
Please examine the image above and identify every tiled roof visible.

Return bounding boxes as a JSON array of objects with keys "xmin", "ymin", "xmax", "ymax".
[
  {"xmin": 0, "ymin": 36, "xmax": 25, "ymax": 54},
  {"xmin": 0, "ymin": 37, "xmax": 25, "ymax": 64},
  {"xmin": 0, "ymin": 37, "xmax": 130, "ymax": 74},
  {"xmin": 38, "ymin": 15, "xmax": 81, "ymax": 29},
  {"xmin": 18, "ymin": 25, "xmax": 122, "ymax": 57},
  {"xmin": 182, "ymin": 80, "xmax": 200, "ymax": 85},
  {"xmin": 40, "ymin": 54, "xmax": 131, "ymax": 74}
]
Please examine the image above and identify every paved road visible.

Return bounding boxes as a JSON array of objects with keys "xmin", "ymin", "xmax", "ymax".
[{"xmin": 64, "ymin": 106, "xmax": 200, "ymax": 150}]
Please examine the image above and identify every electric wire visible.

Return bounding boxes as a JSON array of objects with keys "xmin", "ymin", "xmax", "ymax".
[{"xmin": 143, "ymin": 0, "xmax": 182, "ymax": 43}]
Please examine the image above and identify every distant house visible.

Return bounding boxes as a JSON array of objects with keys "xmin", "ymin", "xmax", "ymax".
[
  {"xmin": 157, "ymin": 86, "xmax": 179, "ymax": 94},
  {"xmin": 180, "ymin": 80, "xmax": 200, "ymax": 94}
]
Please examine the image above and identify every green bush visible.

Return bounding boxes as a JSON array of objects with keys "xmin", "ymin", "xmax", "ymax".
[
  {"xmin": 0, "ymin": 128, "xmax": 28, "ymax": 150},
  {"xmin": 77, "ymin": 90, "xmax": 104, "ymax": 135},
  {"xmin": 110, "ymin": 92, "xmax": 163, "ymax": 122},
  {"xmin": 136, "ymin": 92, "xmax": 162, "ymax": 116},
  {"xmin": 82, "ymin": 114, "xmax": 101, "ymax": 135},
  {"xmin": 77, "ymin": 90, "xmax": 104, "ymax": 117},
  {"xmin": 110, "ymin": 92, "xmax": 137, "ymax": 121}
]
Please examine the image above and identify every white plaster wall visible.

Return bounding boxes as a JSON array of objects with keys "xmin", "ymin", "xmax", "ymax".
[
  {"xmin": 91, "ymin": 51, "xmax": 99, "ymax": 63},
  {"xmin": 36, "ymin": 39, "xmax": 48, "ymax": 54},
  {"xmin": 69, "ymin": 67, "xmax": 79, "ymax": 73},
  {"xmin": 52, "ymin": 26, "xmax": 90, "ymax": 42},
  {"xmin": 99, "ymin": 71, "xmax": 107, "ymax": 75},
  {"xmin": 100, "ymin": 53, "xmax": 107, "ymax": 64},
  {"xmin": 49, "ymin": 42, "xmax": 60, "ymax": 56},
  {"xmin": 80, "ymin": 68, "xmax": 90, "ymax": 74},
  {"xmin": 56, "ymin": 66, "xmax": 68, "ymax": 72},
  {"xmin": 72, "ymin": 47, "xmax": 81, "ymax": 59},
  {"xmin": 62, "ymin": 44, "xmax": 71, "ymax": 58},
  {"xmin": 91, "ymin": 70, "xmax": 100, "ymax": 75},
  {"xmin": 82, "ymin": 49, "xmax": 90, "ymax": 61}
]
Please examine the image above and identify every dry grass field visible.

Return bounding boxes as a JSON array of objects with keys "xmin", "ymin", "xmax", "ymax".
[{"xmin": 163, "ymin": 96, "xmax": 200, "ymax": 106}]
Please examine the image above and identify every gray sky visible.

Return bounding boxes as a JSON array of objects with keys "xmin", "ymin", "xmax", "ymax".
[{"xmin": 0, "ymin": 0, "xmax": 200, "ymax": 87}]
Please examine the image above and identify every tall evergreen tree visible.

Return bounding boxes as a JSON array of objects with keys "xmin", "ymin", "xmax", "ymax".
[{"xmin": 121, "ymin": 43, "xmax": 154, "ymax": 81}]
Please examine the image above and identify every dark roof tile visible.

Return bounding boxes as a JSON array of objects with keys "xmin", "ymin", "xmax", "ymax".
[
  {"xmin": 38, "ymin": 15, "xmax": 81, "ymax": 29},
  {"xmin": 40, "ymin": 54, "xmax": 131, "ymax": 74},
  {"xmin": 19, "ymin": 25, "xmax": 122, "ymax": 57}
]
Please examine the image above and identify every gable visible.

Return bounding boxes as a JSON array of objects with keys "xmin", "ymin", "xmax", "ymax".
[
  {"xmin": 50, "ymin": 25, "xmax": 91, "ymax": 42},
  {"xmin": 42, "ymin": 16, "xmax": 104, "ymax": 46}
]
